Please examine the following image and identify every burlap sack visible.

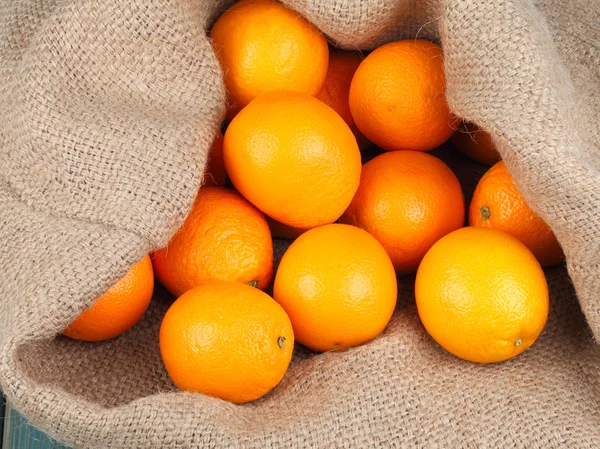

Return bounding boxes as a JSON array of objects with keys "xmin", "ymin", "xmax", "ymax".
[{"xmin": 1, "ymin": 0, "xmax": 598, "ymax": 447}]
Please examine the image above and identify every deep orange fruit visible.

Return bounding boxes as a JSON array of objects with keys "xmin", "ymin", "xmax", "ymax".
[
  {"xmin": 451, "ymin": 122, "xmax": 501, "ymax": 166},
  {"xmin": 266, "ymin": 215, "xmax": 307, "ymax": 240},
  {"xmin": 349, "ymin": 39, "xmax": 458, "ymax": 152},
  {"xmin": 341, "ymin": 151, "xmax": 465, "ymax": 274},
  {"xmin": 160, "ymin": 280, "xmax": 294, "ymax": 403},
  {"xmin": 273, "ymin": 224, "xmax": 397, "ymax": 352},
  {"xmin": 469, "ymin": 161, "xmax": 564, "ymax": 266},
  {"xmin": 315, "ymin": 50, "xmax": 368, "ymax": 148},
  {"xmin": 63, "ymin": 255, "xmax": 154, "ymax": 341},
  {"xmin": 210, "ymin": 0, "xmax": 328, "ymax": 117},
  {"xmin": 152, "ymin": 187, "xmax": 273, "ymax": 296}
]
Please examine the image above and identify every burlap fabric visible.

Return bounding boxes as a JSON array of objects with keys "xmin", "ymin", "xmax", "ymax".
[{"xmin": 1, "ymin": 0, "xmax": 599, "ymax": 447}]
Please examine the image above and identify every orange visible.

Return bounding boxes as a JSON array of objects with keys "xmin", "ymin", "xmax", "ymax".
[
  {"xmin": 273, "ymin": 224, "xmax": 397, "ymax": 352},
  {"xmin": 160, "ymin": 280, "xmax": 294, "ymax": 403},
  {"xmin": 266, "ymin": 215, "xmax": 307, "ymax": 240},
  {"xmin": 210, "ymin": 0, "xmax": 328, "ymax": 117},
  {"xmin": 63, "ymin": 255, "xmax": 154, "ymax": 341},
  {"xmin": 341, "ymin": 151, "xmax": 465, "ymax": 274},
  {"xmin": 349, "ymin": 39, "xmax": 458, "ymax": 152},
  {"xmin": 315, "ymin": 50, "xmax": 369, "ymax": 148},
  {"xmin": 415, "ymin": 227, "xmax": 549, "ymax": 363},
  {"xmin": 202, "ymin": 130, "xmax": 226, "ymax": 186},
  {"xmin": 469, "ymin": 161, "xmax": 564, "ymax": 266},
  {"xmin": 152, "ymin": 187, "xmax": 273, "ymax": 296},
  {"xmin": 451, "ymin": 122, "xmax": 501, "ymax": 166},
  {"xmin": 223, "ymin": 91, "xmax": 362, "ymax": 229}
]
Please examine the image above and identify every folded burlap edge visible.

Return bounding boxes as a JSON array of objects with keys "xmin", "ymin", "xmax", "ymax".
[{"xmin": 0, "ymin": 0, "xmax": 599, "ymax": 448}]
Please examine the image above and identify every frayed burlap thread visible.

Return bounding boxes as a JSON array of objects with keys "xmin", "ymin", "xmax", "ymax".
[{"xmin": 0, "ymin": 0, "xmax": 599, "ymax": 447}]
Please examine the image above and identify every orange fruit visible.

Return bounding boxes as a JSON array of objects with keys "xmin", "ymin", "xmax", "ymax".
[
  {"xmin": 273, "ymin": 224, "xmax": 397, "ymax": 352},
  {"xmin": 469, "ymin": 161, "xmax": 564, "ymax": 266},
  {"xmin": 223, "ymin": 91, "xmax": 362, "ymax": 229},
  {"xmin": 152, "ymin": 187, "xmax": 273, "ymax": 296},
  {"xmin": 451, "ymin": 122, "xmax": 501, "ymax": 166},
  {"xmin": 210, "ymin": 0, "xmax": 328, "ymax": 117},
  {"xmin": 415, "ymin": 227, "xmax": 549, "ymax": 363},
  {"xmin": 160, "ymin": 280, "xmax": 294, "ymax": 403},
  {"xmin": 266, "ymin": 215, "xmax": 307, "ymax": 240},
  {"xmin": 202, "ymin": 130, "xmax": 226, "ymax": 186},
  {"xmin": 315, "ymin": 50, "xmax": 369, "ymax": 148},
  {"xmin": 349, "ymin": 39, "xmax": 458, "ymax": 152},
  {"xmin": 63, "ymin": 255, "xmax": 154, "ymax": 341},
  {"xmin": 341, "ymin": 151, "xmax": 465, "ymax": 274}
]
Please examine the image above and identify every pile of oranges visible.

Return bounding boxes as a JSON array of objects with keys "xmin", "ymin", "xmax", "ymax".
[{"xmin": 62, "ymin": 0, "xmax": 564, "ymax": 404}]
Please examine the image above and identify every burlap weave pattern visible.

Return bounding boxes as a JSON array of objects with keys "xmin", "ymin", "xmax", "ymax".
[{"xmin": 0, "ymin": 0, "xmax": 598, "ymax": 447}]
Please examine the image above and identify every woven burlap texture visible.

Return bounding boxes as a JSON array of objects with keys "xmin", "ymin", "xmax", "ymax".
[{"xmin": 0, "ymin": 0, "xmax": 599, "ymax": 447}]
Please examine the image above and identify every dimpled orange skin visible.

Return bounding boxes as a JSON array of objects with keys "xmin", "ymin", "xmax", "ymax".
[
  {"xmin": 341, "ymin": 151, "xmax": 465, "ymax": 274},
  {"xmin": 451, "ymin": 122, "xmax": 501, "ymax": 166},
  {"xmin": 469, "ymin": 161, "xmax": 564, "ymax": 266},
  {"xmin": 159, "ymin": 281, "xmax": 294, "ymax": 403},
  {"xmin": 203, "ymin": 130, "xmax": 226, "ymax": 187},
  {"xmin": 152, "ymin": 187, "xmax": 273, "ymax": 297},
  {"xmin": 415, "ymin": 227, "xmax": 549, "ymax": 363},
  {"xmin": 223, "ymin": 91, "xmax": 362, "ymax": 229},
  {"xmin": 315, "ymin": 50, "xmax": 369, "ymax": 149},
  {"xmin": 273, "ymin": 224, "xmax": 397, "ymax": 352},
  {"xmin": 63, "ymin": 255, "xmax": 154, "ymax": 341},
  {"xmin": 210, "ymin": 0, "xmax": 328, "ymax": 115},
  {"xmin": 349, "ymin": 40, "xmax": 459, "ymax": 152}
]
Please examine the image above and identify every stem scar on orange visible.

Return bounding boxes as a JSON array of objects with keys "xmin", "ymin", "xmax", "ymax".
[
  {"xmin": 273, "ymin": 224, "xmax": 397, "ymax": 352},
  {"xmin": 159, "ymin": 280, "xmax": 294, "ymax": 404},
  {"xmin": 415, "ymin": 227, "xmax": 549, "ymax": 364},
  {"xmin": 469, "ymin": 161, "xmax": 564, "ymax": 266},
  {"xmin": 152, "ymin": 187, "xmax": 273, "ymax": 297}
]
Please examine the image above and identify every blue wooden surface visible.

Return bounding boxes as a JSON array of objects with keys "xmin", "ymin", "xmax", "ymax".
[
  {"xmin": 1, "ymin": 393, "xmax": 71, "ymax": 449},
  {"xmin": 1, "ymin": 392, "xmax": 5, "ymax": 447}
]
